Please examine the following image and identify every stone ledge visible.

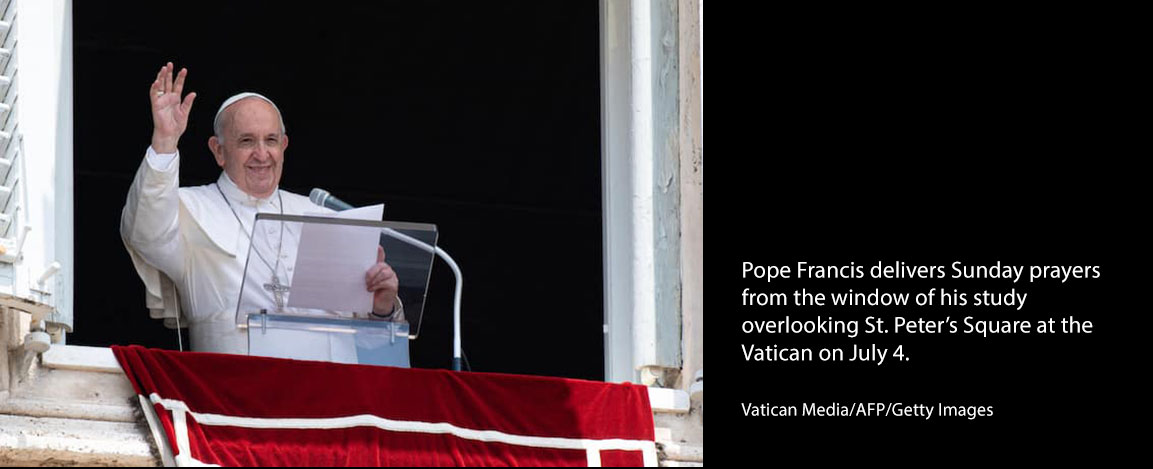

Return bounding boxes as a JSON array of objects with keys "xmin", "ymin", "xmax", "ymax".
[
  {"xmin": 0, "ymin": 397, "xmax": 137, "ymax": 423},
  {"xmin": 658, "ymin": 442, "xmax": 703, "ymax": 463},
  {"xmin": 660, "ymin": 460, "xmax": 704, "ymax": 467},
  {"xmin": 0, "ymin": 414, "xmax": 158, "ymax": 466},
  {"xmin": 649, "ymin": 387, "xmax": 690, "ymax": 414},
  {"xmin": 6, "ymin": 362, "xmax": 137, "ymax": 412},
  {"xmin": 41, "ymin": 345, "xmax": 121, "ymax": 373},
  {"xmin": 7, "ymin": 345, "xmax": 700, "ymax": 465},
  {"xmin": 38, "ymin": 345, "xmax": 700, "ymax": 418}
]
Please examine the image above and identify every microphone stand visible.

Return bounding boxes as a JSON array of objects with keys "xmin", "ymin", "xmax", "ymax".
[{"xmin": 381, "ymin": 228, "xmax": 464, "ymax": 371}]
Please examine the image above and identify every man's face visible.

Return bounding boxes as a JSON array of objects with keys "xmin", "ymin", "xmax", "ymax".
[{"xmin": 210, "ymin": 98, "xmax": 288, "ymax": 199}]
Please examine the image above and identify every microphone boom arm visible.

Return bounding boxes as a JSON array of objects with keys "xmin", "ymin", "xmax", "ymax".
[{"xmin": 381, "ymin": 228, "xmax": 464, "ymax": 372}]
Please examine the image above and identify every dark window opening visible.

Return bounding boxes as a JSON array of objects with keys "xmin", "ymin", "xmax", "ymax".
[{"xmin": 71, "ymin": 2, "xmax": 604, "ymax": 380}]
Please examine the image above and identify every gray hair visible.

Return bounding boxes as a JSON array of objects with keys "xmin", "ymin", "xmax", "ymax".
[{"xmin": 213, "ymin": 92, "xmax": 287, "ymax": 140}]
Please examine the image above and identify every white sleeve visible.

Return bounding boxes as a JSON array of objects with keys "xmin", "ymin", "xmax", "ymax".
[
  {"xmin": 369, "ymin": 297, "xmax": 405, "ymax": 323},
  {"xmin": 145, "ymin": 146, "xmax": 179, "ymax": 171},
  {"xmin": 121, "ymin": 147, "xmax": 186, "ymax": 282}
]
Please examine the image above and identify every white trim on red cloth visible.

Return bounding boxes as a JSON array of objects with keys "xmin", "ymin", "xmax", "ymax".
[{"xmin": 147, "ymin": 393, "xmax": 658, "ymax": 467}]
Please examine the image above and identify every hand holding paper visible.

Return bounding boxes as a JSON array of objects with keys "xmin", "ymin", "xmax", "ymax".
[{"xmin": 367, "ymin": 246, "xmax": 399, "ymax": 316}]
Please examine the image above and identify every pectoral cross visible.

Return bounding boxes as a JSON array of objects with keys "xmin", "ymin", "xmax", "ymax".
[{"xmin": 263, "ymin": 273, "xmax": 290, "ymax": 311}]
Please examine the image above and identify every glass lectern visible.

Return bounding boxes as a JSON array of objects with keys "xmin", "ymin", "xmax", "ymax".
[{"xmin": 235, "ymin": 213, "xmax": 437, "ymax": 366}]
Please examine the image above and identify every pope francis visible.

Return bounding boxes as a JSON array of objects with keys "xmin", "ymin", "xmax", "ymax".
[{"xmin": 121, "ymin": 63, "xmax": 403, "ymax": 355}]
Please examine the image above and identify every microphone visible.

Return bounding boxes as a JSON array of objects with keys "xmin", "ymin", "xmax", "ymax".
[{"xmin": 309, "ymin": 188, "xmax": 355, "ymax": 211}]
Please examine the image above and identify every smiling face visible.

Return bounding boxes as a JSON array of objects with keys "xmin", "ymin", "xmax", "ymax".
[{"xmin": 208, "ymin": 98, "xmax": 288, "ymax": 199}]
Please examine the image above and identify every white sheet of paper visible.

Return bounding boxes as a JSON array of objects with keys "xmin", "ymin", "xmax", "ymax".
[{"xmin": 286, "ymin": 204, "xmax": 385, "ymax": 312}]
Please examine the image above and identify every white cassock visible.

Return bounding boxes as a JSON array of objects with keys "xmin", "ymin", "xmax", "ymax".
[{"xmin": 121, "ymin": 147, "xmax": 394, "ymax": 362}]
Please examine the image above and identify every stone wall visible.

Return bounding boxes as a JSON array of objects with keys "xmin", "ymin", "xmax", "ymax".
[{"xmin": 1, "ymin": 310, "xmax": 160, "ymax": 466}]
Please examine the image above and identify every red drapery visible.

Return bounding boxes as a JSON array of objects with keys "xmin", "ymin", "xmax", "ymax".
[{"xmin": 112, "ymin": 345, "xmax": 656, "ymax": 466}]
